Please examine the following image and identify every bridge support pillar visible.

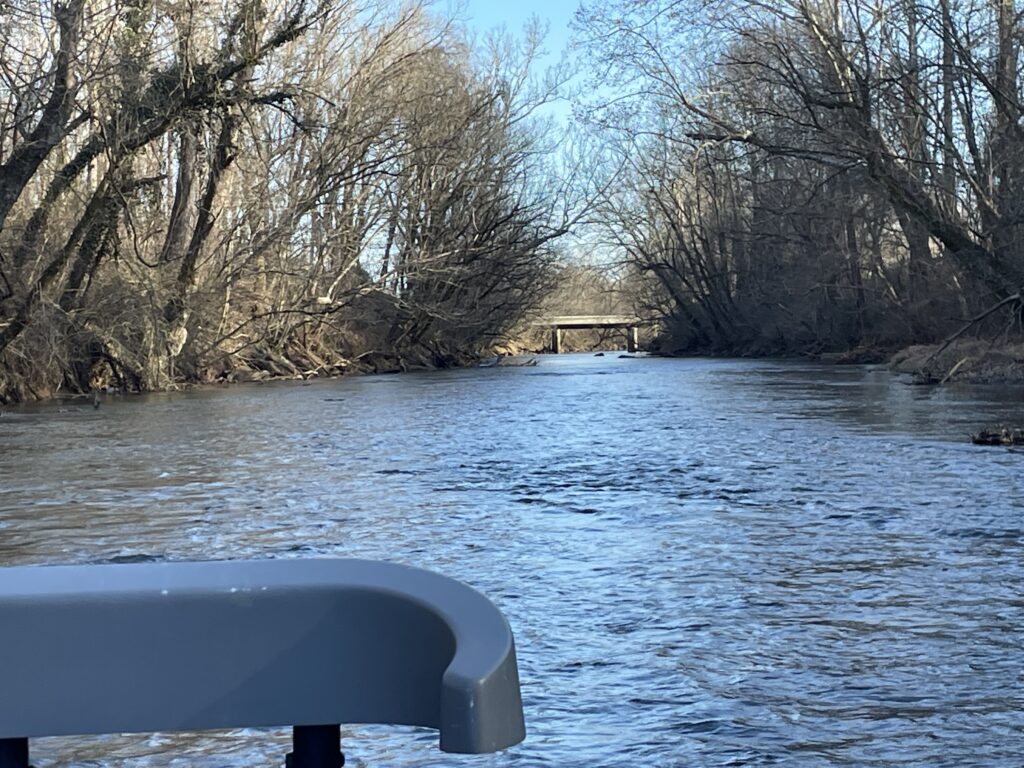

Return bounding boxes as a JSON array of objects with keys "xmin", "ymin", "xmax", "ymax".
[
  {"xmin": 286, "ymin": 725, "xmax": 344, "ymax": 768},
  {"xmin": 551, "ymin": 327, "xmax": 562, "ymax": 354},
  {"xmin": 0, "ymin": 738, "xmax": 29, "ymax": 768},
  {"xmin": 627, "ymin": 326, "xmax": 639, "ymax": 353}
]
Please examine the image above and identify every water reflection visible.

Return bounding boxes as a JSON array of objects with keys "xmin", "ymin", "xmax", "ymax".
[{"xmin": 1, "ymin": 355, "xmax": 1023, "ymax": 766}]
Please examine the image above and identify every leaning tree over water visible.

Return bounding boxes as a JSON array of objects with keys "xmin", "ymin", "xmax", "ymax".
[
  {"xmin": 575, "ymin": 0, "xmax": 1024, "ymax": 354},
  {"xmin": 0, "ymin": 0, "xmax": 566, "ymax": 402}
]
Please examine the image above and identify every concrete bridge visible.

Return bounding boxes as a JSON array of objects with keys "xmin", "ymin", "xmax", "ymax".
[{"xmin": 537, "ymin": 315, "xmax": 643, "ymax": 354}]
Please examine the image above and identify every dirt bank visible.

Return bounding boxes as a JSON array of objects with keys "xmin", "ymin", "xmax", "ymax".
[{"xmin": 890, "ymin": 340, "xmax": 1024, "ymax": 384}]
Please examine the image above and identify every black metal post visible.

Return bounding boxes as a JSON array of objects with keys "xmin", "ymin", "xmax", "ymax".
[
  {"xmin": 285, "ymin": 725, "xmax": 344, "ymax": 768},
  {"xmin": 0, "ymin": 738, "xmax": 29, "ymax": 768}
]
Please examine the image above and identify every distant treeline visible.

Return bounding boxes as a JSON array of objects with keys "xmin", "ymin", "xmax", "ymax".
[
  {"xmin": 575, "ymin": 0, "xmax": 1024, "ymax": 356},
  {"xmin": 0, "ymin": 1, "xmax": 568, "ymax": 402}
]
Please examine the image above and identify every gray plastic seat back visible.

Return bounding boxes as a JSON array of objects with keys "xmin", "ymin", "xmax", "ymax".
[{"xmin": 0, "ymin": 558, "xmax": 525, "ymax": 754}]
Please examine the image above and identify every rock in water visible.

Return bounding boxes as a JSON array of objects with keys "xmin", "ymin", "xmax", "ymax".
[{"xmin": 971, "ymin": 427, "xmax": 1024, "ymax": 446}]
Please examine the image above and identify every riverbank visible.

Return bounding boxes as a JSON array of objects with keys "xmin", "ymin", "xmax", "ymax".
[
  {"xmin": 0, "ymin": 349, "xmax": 552, "ymax": 408},
  {"xmin": 0, "ymin": 346, "xmax": 484, "ymax": 406},
  {"xmin": 889, "ymin": 340, "xmax": 1024, "ymax": 384}
]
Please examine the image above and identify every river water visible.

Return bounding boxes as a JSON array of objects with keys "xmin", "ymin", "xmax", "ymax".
[{"xmin": 1, "ymin": 355, "xmax": 1022, "ymax": 767}]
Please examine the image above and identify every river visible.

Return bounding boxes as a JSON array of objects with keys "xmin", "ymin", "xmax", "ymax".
[{"xmin": 1, "ymin": 354, "xmax": 1022, "ymax": 767}]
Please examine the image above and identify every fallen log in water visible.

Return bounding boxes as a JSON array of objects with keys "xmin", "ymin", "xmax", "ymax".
[{"xmin": 971, "ymin": 427, "xmax": 1024, "ymax": 446}]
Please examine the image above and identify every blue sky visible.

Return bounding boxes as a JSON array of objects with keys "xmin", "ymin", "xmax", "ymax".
[
  {"xmin": 458, "ymin": 0, "xmax": 582, "ymax": 124},
  {"xmin": 460, "ymin": 0, "xmax": 577, "ymax": 65}
]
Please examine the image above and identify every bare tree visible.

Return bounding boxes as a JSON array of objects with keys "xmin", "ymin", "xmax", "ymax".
[
  {"xmin": 574, "ymin": 0, "xmax": 1024, "ymax": 355},
  {"xmin": 0, "ymin": 0, "xmax": 570, "ymax": 401}
]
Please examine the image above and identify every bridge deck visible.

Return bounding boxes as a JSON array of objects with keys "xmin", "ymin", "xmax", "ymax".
[{"xmin": 536, "ymin": 315, "xmax": 641, "ymax": 329}]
